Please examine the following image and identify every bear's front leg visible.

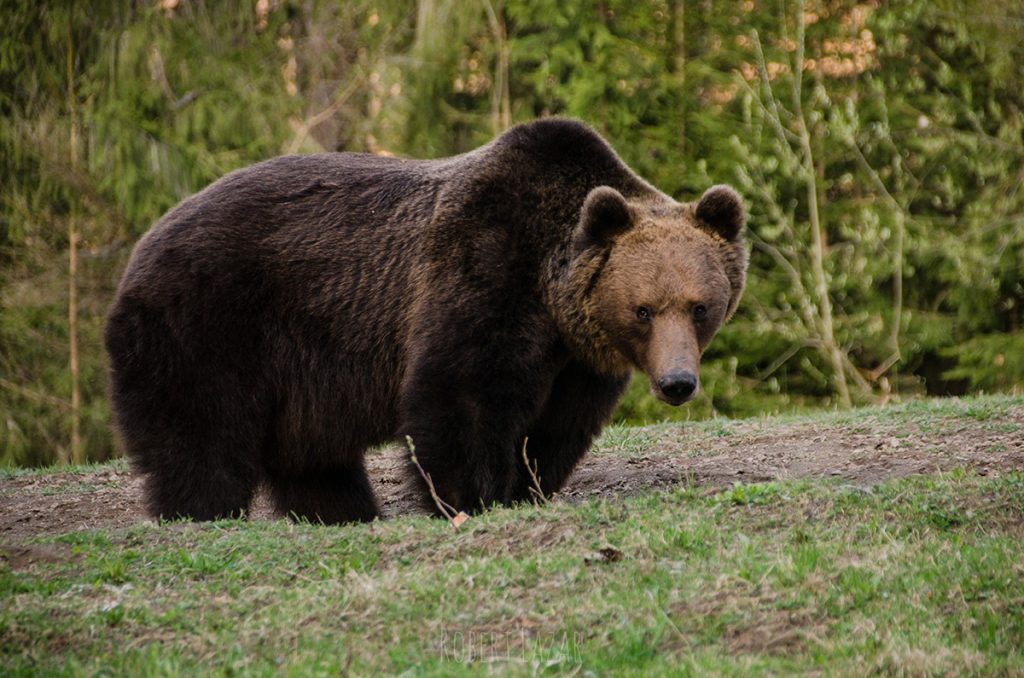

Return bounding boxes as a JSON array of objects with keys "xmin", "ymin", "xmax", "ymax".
[
  {"xmin": 511, "ymin": 361, "xmax": 630, "ymax": 502},
  {"xmin": 398, "ymin": 377, "xmax": 544, "ymax": 514},
  {"xmin": 398, "ymin": 336, "xmax": 562, "ymax": 514}
]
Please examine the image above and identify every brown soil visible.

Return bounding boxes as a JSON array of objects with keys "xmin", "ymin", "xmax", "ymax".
[{"xmin": 2, "ymin": 405, "xmax": 1022, "ymax": 545}]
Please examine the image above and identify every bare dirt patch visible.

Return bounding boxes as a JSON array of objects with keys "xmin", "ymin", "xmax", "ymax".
[{"xmin": 2, "ymin": 405, "xmax": 1022, "ymax": 545}]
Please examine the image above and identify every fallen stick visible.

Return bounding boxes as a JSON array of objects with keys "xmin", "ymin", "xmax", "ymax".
[
  {"xmin": 405, "ymin": 435, "xmax": 468, "ymax": 527},
  {"xmin": 520, "ymin": 437, "xmax": 547, "ymax": 504}
]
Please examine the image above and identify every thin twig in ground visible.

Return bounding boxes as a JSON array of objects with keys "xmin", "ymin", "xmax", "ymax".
[
  {"xmin": 405, "ymin": 435, "xmax": 467, "ymax": 527},
  {"xmin": 520, "ymin": 437, "xmax": 547, "ymax": 504}
]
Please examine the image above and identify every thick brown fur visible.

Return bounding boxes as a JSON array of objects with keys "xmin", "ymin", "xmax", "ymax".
[{"xmin": 105, "ymin": 119, "xmax": 747, "ymax": 523}]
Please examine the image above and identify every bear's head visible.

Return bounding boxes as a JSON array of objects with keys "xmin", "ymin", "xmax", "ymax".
[{"xmin": 561, "ymin": 184, "xmax": 748, "ymax": 405}]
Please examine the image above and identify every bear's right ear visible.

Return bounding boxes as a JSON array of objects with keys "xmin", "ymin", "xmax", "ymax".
[{"xmin": 574, "ymin": 186, "xmax": 633, "ymax": 250}]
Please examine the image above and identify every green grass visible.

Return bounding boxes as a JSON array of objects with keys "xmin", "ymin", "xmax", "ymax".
[
  {"xmin": 3, "ymin": 472, "xmax": 1023, "ymax": 675},
  {"xmin": 0, "ymin": 457, "xmax": 129, "ymax": 479},
  {"xmin": 595, "ymin": 393, "xmax": 1022, "ymax": 455},
  {"xmin": 3, "ymin": 396, "xmax": 1023, "ymax": 675}
]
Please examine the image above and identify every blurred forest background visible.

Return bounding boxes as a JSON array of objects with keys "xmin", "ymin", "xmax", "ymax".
[{"xmin": 1, "ymin": 0, "xmax": 1022, "ymax": 466}]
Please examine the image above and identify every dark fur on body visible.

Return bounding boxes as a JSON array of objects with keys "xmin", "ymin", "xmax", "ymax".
[{"xmin": 106, "ymin": 119, "xmax": 744, "ymax": 522}]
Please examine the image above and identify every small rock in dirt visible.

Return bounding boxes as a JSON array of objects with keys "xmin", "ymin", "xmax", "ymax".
[{"xmin": 584, "ymin": 546, "xmax": 624, "ymax": 565}]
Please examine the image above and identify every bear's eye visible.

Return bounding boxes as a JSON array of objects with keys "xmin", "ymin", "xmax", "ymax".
[
  {"xmin": 635, "ymin": 306, "xmax": 652, "ymax": 323},
  {"xmin": 693, "ymin": 304, "xmax": 708, "ymax": 321}
]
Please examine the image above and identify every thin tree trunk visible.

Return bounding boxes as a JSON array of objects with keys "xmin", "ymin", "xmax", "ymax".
[
  {"xmin": 415, "ymin": 0, "xmax": 435, "ymax": 50},
  {"xmin": 791, "ymin": 0, "xmax": 851, "ymax": 407},
  {"xmin": 802, "ymin": 138, "xmax": 850, "ymax": 407},
  {"xmin": 890, "ymin": 210, "xmax": 904, "ymax": 356},
  {"xmin": 669, "ymin": 0, "xmax": 686, "ymax": 152},
  {"xmin": 482, "ymin": 0, "xmax": 511, "ymax": 133},
  {"xmin": 67, "ymin": 19, "xmax": 82, "ymax": 464},
  {"xmin": 500, "ymin": 37, "xmax": 511, "ymax": 130},
  {"xmin": 848, "ymin": 138, "xmax": 905, "ymax": 381}
]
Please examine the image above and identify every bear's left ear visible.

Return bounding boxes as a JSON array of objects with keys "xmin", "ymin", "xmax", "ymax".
[
  {"xmin": 574, "ymin": 186, "xmax": 634, "ymax": 251},
  {"xmin": 695, "ymin": 185, "xmax": 745, "ymax": 242}
]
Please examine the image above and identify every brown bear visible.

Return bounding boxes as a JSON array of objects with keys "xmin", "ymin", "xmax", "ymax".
[{"xmin": 105, "ymin": 118, "xmax": 747, "ymax": 523}]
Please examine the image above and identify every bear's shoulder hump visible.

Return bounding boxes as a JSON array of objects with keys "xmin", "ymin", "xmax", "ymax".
[{"xmin": 496, "ymin": 118, "xmax": 618, "ymax": 164}]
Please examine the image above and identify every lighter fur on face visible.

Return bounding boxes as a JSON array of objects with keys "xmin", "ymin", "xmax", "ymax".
[{"xmin": 547, "ymin": 197, "xmax": 747, "ymax": 383}]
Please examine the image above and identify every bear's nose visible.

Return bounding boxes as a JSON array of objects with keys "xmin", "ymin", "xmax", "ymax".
[{"xmin": 657, "ymin": 371, "xmax": 698, "ymax": 403}]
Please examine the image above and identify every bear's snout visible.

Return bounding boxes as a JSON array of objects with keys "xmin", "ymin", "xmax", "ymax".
[{"xmin": 655, "ymin": 370, "xmax": 698, "ymax": 405}]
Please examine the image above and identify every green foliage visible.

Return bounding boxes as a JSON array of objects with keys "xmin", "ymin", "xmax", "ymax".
[
  {"xmin": 2, "ymin": 0, "xmax": 1023, "ymax": 465},
  {"xmin": 85, "ymin": 3, "xmax": 302, "ymax": 230},
  {"xmin": 941, "ymin": 332, "xmax": 1024, "ymax": 391}
]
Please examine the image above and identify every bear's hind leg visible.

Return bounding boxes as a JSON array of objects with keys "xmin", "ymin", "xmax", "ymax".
[
  {"xmin": 109, "ymin": 351, "xmax": 264, "ymax": 521},
  {"xmin": 142, "ymin": 451, "xmax": 259, "ymax": 521},
  {"xmin": 123, "ymin": 398, "xmax": 264, "ymax": 521},
  {"xmin": 114, "ymin": 371, "xmax": 264, "ymax": 521},
  {"xmin": 268, "ymin": 464, "xmax": 379, "ymax": 524}
]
